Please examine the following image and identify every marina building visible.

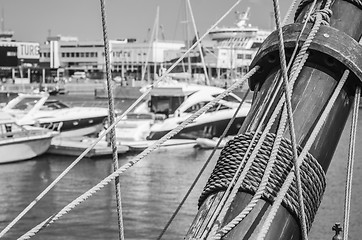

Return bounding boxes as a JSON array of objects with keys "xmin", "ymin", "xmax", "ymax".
[
  {"xmin": 39, "ymin": 35, "xmax": 186, "ymax": 82},
  {"xmin": 0, "ymin": 7, "xmax": 271, "ymax": 87}
]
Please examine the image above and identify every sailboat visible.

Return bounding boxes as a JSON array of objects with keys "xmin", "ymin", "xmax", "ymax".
[{"xmin": 1, "ymin": 0, "xmax": 360, "ymax": 239}]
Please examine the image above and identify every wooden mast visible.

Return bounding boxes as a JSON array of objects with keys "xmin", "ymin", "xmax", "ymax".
[{"xmin": 185, "ymin": 0, "xmax": 362, "ymax": 239}]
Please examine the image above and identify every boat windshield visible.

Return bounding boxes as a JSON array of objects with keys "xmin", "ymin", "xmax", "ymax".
[
  {"xmin": 10, "ymin": 97, "xmax": 41, "ymax": 111},
  {"xmin": 150, "ymin": 96, "xmax": 185, "ymax": 117},
  {"xmin": 41, "ymin": 101, "xmax": 70, "ymax": 110}
]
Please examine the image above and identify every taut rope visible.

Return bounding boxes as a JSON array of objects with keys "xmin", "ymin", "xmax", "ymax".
[
  {"xmin": 343, "ymin": 85, "xmax": 361, "ymax": 240},
  {"xmin": 99, "ymin": 0, "xmax": 124, "ymax": 239},
  {"xmin": 272, "ymin": 0, "xmax": 308, "ymax": 237}
]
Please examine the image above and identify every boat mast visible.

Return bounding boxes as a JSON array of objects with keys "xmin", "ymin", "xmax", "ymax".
[
  {"xmin": 186, "ymin": 0, "xmax": 362, "ymax": 239},
  {"xmin": 186, "ymin": 0, "xmax": 211, "ymax": 85},
  {"xmin": 184, "ymin": 0, "xmax": 192, "ymax": 81},
  {"xmin": 154, "ymin": 6, "xmax": 160, "ymax": 83}
]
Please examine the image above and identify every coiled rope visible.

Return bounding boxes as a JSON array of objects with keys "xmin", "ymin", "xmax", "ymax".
[
  {"xmin": 99, "ymin": 0, "xmax": 124, "ymax": 239},
  {"xmin": 199, "ymin": 131, "xmax": 326, "ymax": 230},
  {"xmin": 0, "ymin": 1, "xmax": 244, "ymax": 238}
]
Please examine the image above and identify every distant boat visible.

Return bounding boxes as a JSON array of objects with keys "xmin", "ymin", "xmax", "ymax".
[
  {"xmin": 2, "ymin": 93, "xmax": 109, "ymax": 137},
  {"xmin": 0, "ymin": 111, "xmax": 58, "ymax": 164},
  {"xmin": 208, "ymin": 7, "xmax": 271, "ymax": 44}
]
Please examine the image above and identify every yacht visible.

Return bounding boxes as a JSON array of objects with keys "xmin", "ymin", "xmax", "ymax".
[
  {"xmin": 112, "ymin": 83, "xmax": 250, "ymax": 143},
  {"xmin": 146, "ymin": 84, "xmax": 250, "ymax": 140},
  {"xmin": 0, "ymin": 111, "xmax": 58, "ymax": 164},
  {"xmin": 2, "ymin": 93, "xmax": 109, "ymax": 137}
]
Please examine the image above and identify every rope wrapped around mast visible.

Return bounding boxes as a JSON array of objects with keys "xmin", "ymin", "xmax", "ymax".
[
  {"xmin": 198, "ymin": 131, "xmax": 326, "ymax": 231},
  {"xmin": 295, "ymin": 0, "xmax": 362, "ymax": 21}
]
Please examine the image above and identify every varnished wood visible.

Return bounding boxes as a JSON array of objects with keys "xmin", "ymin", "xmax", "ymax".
[{"xmin": 185, "ymin": 1, "xmax": 362, "ymax": 239}]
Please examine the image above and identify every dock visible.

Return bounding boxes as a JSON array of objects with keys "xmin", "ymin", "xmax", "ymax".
[{"xmin": 48, "ymin": 137, "xmax": 129, "ymax": 158}]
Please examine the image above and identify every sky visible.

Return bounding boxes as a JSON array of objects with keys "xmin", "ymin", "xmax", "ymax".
[{"xmin": 1, "ymin": 0, "xmax": 291, "ymax": 43}]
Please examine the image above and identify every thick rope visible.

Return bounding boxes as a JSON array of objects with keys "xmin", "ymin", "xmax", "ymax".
[
  {"xmin": 344, "ymin": 0, "xmax": 362, "ymax": 9},
  {"xmin": 256, "ymin": 69, "xmax": 350, "ymax": 239},
  {"xmin": 212, "ymin": 105, "xmax": 288, "ymax": 239},
  {"xmin": 99, "ymin": 1, "xmax": 124, "ymax": 239},
  {"xmin": 156, "ymin": 89, "xmax": 250, "ymax": 240},
  {"xmin": 282, "ymin": 0, "xmax": 299, "ymax": 25},
  {"xmin": 202, "ymin": 131, "xmax": 326, "ymax": 235},
  {"xmin": 272, "ymin": 0, "xmax": 308, "ymax": 237},
  {"xmin": 343, "ymin": 86, "xmax": 360, "ymax": 240},
  {"xmin": 295, "ymin": 0, "xmax": 316, "ymax": 21},
  {"xmin": 16, "ymin": 67, "xmax": 258, "ymax": 240},
  {"xmin": 0, "ymin": 2, "xmax": 243, "ymax": 238}
]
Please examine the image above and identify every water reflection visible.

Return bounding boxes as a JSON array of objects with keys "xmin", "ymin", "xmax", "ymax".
[{"xmin": 0, "ymin": 126, "xmax": 361, "ymax": 240}]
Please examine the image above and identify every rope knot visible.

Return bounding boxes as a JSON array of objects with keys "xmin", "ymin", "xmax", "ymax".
[{"xmin": 308, "ymin": 8, "xmax": 332, "ymax": 25}]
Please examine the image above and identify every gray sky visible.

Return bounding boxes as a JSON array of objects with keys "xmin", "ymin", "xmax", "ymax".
[{"xmin": 1, "ymin": 0, "xmax": 291, "ymax": 43}]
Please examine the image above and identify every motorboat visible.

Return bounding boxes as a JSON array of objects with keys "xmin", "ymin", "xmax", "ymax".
[
  {"xmin": 2, "ymin": 93, "xmax": 109, "ymax": 137},
  {"xmin": 0, "ymin": 111, "xmax": 58, "ymax": 164},
  {"xmin": 135, "ymin": 83, "xmax": 250, "ymax": 141}
]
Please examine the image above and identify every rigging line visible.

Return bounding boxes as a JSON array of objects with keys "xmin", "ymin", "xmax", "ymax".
[
  {"xmin": 141, "ymin": 9, "xmax": 157, "ymax": 82},
  {"xmin": 257, "ymin": 69, "xmax": 350, "ymax": 240},
  {"xmin": 186, "ymin": 0, "xmax": 210, "ymax": 86},
  {"xmin": 235, "ymin": 0, "xmax": 316, "ymax": 138},
  {"xmin": 343, "ymin": 85, "xmax": 361, "ymax": 240},
  {"xmin": 272, "ymin": 0, "xmax": 308, "ymax": 238},
  {"xmin": 17, "ymin": 67, "xmax": 258, "ymax": 240},
  {"xmin": 0, "ymin": 2, "xmax": 243, "ymax": 238},
  {"xmin": 282, "ymin": 0, "xmax": 299, "ymax": 25},
  {"xmin": 99, "ymin": 0, "xmax": 124, "ymax": 239},
  {"xmin": 156, "ymin": 89, "xmax": 251, "ymax": 240}
]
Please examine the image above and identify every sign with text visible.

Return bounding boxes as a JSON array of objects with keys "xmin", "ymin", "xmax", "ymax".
[{"xmin": 17, "ymin": 42, "xmax": 40, "ymax": 59}]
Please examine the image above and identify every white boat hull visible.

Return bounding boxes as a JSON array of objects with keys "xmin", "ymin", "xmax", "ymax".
[
  {"xmin": 57, "ymin": 123, "xmax": 104, "ymax": 138},
  {"xmin": 0, "ymin": 136, "xmax": 53, "ymax": 164}
]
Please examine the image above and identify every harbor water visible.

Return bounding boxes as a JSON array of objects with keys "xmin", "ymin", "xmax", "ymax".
[{"xmin": 0, "ymin": 95, "xmax": 361, "ymax": 239}]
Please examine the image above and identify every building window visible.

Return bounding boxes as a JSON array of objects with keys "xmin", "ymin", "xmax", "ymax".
[
  {"xmin": 66, "ymin": 53, "xmax": 70, "ymax": 57},
  {"xmin": 75, "ymin": 52, "xmax": 79, "ymax": 57},
  {"xmin": 71, "ymin": 53, "xmax": 75, "ymax": 57},
  {"xmin": 237, "ymin": 54, "xmax": 244, "ymax": 59},
  {"xmin": 245, "ymin": 54, "xmax": 252, "ymax": 59},
  {"xmin": 80, "ymin": 52, "xmax": 84, "ymax": 57},
  {"xmin": 61, "ymin": 53, "xmax": 65, "ymax": 57},
  {"xmin": 86, "ymin": 52, "xmax": 90, "ymax": 57}
]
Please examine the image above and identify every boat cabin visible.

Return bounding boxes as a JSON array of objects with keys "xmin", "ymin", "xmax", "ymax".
[{"xmin": 148, "ymin": 87, "xmax": 197, "ymax": 118}]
